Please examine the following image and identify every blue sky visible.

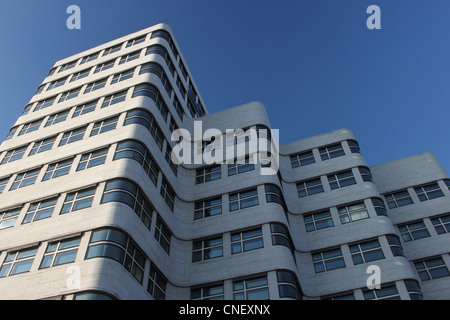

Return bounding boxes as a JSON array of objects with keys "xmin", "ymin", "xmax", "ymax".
[{"xmin": 0, "ymin": 0, "xmax": 448, "ymax": 173}]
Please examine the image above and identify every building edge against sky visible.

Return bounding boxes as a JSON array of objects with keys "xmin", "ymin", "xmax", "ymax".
[{"xmin": 0, "ymin": 23, "xmax": 448, "ymax": 300}]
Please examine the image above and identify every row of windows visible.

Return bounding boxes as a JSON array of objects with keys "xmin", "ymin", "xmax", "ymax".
[
  {"xmin": 10, "ymin": 80, "xmax": 178, "ymax": 146},
  {"xmin": 1, "ymin": 160, "xmax": 174, "ymax": 253},
  {"xmin": 0, "ymin": 227, "xmax": 168, "ymax": 300},
  {"xmin": 192, "ymin": 222, "xmax": 292, "ymax": 263},
  {"xmin": 191, "ymin": 270, "xmax": 301, "ymax": 300},
  {"xmin": 0, "ymin": 177, "xmax": 172, "ymax": 256},
  {"xmin": 323, "ymin": 279, "xmax": 423, "ymax": 300},
  {"xmin": 312, "ymin": 235, "xmax": 405, "ymax": 274},
  {"xmin": 42, "ymin": 31, "xmax": 204, "ymax": 118},
  {"xmin": 47, "ymin": 29, "xmax": 180, "ymax": 80},
  {"xmin": 296, "ymin": 166, "xmax": 373, "ymax": 198},
  {"xmin": 397, "ymin": 212, "xmax": 450, "ymax": 242},
  {"xmin": 289, "ymin": 140, "xmax": 360, "ymax": 169},
  {"xmin": 23, "ymin": 60, "xmax": 182, "ymax": 126},
  {"xmin": 195, "ymin": 157, "xmax": 257, "ymax": 184},
  {"xmin": 384, "ymin": 180, "xmax": 450, "ymax": 208},
  {"xmin": 194, "ymin": 184, "xmax": 285, "ymax": 221},
  {"xmin": 303, "ymin": 197, "xmax": 387, "ymax": 232},
  {"xmin": 2, "ymin": 107, "xmax": 178, "ymax": 179}
]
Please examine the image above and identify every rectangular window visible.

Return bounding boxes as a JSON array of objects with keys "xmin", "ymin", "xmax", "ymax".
[
  {"xmin": 328, "ymin": 170, "xmax": 356, "ymax": 190},
  {"xmin": 0, "ymin": 177, "xmax": 10, "ymax": 194},
  {"xmin": 34, "ymin": 96, "xmax": 56, "ymax": 111},
  {"xmin": 297, "ymin": 178, "xmax": 324, "ymax": 197},
  {"xmin": 349, "ymin": 239, "xmax": 384, "ymax": 265},
  {"xmin": 84, "ymin": 78, "xmax": 107, "ymax": 93},
  {"xmin": 231, "ymin": 227, "xmax": 264, "ymax": 254},
  {"xmin": 77, "ymin": 148, "xmax": 108, "ymax": 171},
  {"xmin": 191, "ymin": 283, "xmax": 224, "ymax": 300},
  {"xmin": 18, "ymin": 119, "xmax": 43, "ymax": 136},
  {"xmin": 165, "ymin": 145, "xmax": 178, "ymax": 175},
  {"xmin": 290, "ymin": 150, "xmax": 315, "ymax": 168},
  {"xmin": 111, "ymin": 69, "xmax": 134, "ymax": 84},
  {"xmin": 319, "ymin": 143, "xmax": 345, "ymax": 161},
  {"xmin": 42, "ymin": 158, "xmax": 73, "ymax": 181},
  {"xmin": 22, "ymin": 197, "xmax": 58, "ymax": 224},
  {"xmin": 70, "ymin": 69, "xmax": 91, "ymax": 82},
  {"xmin": 384, "ymin": 190, "xmax": 413, "ymax": 209},
  {"xmin": 44, "ymin": 110, "xmax": 70, "ymax": 127},
  {"xmin": 72, "ymin": 100, "xmax": 98, "ymax": 117},
  {"xmin": 431, "ymin": 214, "xmax": 450, "ymax": 235},
  {"xmin": 1, "ymin": 146, "xmax": 28, "ymax": 164},
  {"xmin": 119, "ymin": 51, "xmax": 141, "ymax": 64},
  {"xmin": 126, "ymin": 35, "xmax": 146, "ymax": 48},
  {"xmin": 228, "ymin": 157, "xmax": 255, "ymax": 176},
  {"xmin": 101, "ymin": 90, "xmax": 127, "ymax": 108},
  {"xmin": 147, "ymin": 263, "xmax": 168, "ymax": 300},
  {"xmin": 312, "ymin": 248, "xmax": 345, "ymax": 273},
  {"xmin": 233, "ymin": 275, "xmax": 269, "ymax": 300},
  {"xmin": 58, "ymin": 126, "xmax": 87, "ymax": 146},
  {"xmin": 160, "ymin": 177, "xmax": 175, "ymax": 211},
  {"xmin": 0, "ymin": 247, "xmax": 38, "ymax": 277},
  {"xmin": 46, "ymin": 77, "xmax": 68, "ymax": 91},
  {"xmin": 58, "ymin": 61, "xmax": 77, "ymax": 73},
  {"xmin": 195, "ymin": 165, "xmax": 221, "ymax": 184},
  {"xmin": 102, "ymin": 44, "xmax": 122, "ymax": 56},
  {"xmin": 414, "ymin": 182, "xmax": 445, "ymax": 202},
  {"xmin": 80, "ymin": 52, "xmax": 99, "ymax": 64},
  {"xmin": 93, "ymin": 60, "xmax": 115, "ymax": 74},
  {"xmin": 58, "ymin": 87, "xmax": 81, "ymax": 103},
  {"xmin": 29, "ymin": 136, "xmax": 56, "ymax": 156},
  {"xmin": 60, "ymin": 187, "xmax": 96, "ymax": 214},
  {"xmin": 10, "ymin": 168, "xmax": 41, "ymax": 190},
  {"xmin": 229, "ymin": 188, "xmax": 259, "ymax": 211},
  {"xmin": 154, "ymin": 215, "xmax": 172, "ymax": 254},
  {"xmin": 90, "ymin": 117, "xmax": 119, "ymax": 136},
  {"xmin": 414, "ymin": 257, "xmax": 450, "ymax": 281},
  {"xmin": 192, "ymin": 236, "xmax": 223, "ymax": 262},
  {"xmin": 173, "ymin": 95, "xmax": 185, "ymax": 120},
  {"xmin": 398, "ymin": 221, "xmax": 430, "ymax": 242},
  {"xmin": 194, "ymin": 197, "xmax": 222, "ymax": 220},
  {"xmin": 0, "ymin": 208, "xmax": 21, "ymax": 230},
  {"xmin": 40, "ymin": 237, "xmax": 81, "ymax": 269},
  {"xmin": 363, "ymin": 284, "xmax": 400, "ymax": 300},
  {"xmin": 304, "ymin": 210, "xmax": 334, "ymax": 232},
  {"xmin": 338, "ymin": 202, "xmax": 369, "ymax": 224}
]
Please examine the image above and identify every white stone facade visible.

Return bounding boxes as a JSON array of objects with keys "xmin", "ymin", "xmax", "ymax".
[{"xmin": 0, "ymin": 24, "xmax": 448, "ymax": 300}]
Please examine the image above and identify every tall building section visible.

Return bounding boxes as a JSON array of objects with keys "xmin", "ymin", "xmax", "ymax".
[{"xmin": 0, "ymin": 23, "xmax": 448, "ymax": 300}]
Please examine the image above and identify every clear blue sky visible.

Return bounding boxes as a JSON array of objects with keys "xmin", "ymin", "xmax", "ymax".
[{"xmin": 0, "ymin": 0, "xmax": 448, "ymax": 174}]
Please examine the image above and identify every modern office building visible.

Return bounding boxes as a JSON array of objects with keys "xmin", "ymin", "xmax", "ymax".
[{"xmin": 0, "ymin": 23, "xmax": 449, "ymax": 300}]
